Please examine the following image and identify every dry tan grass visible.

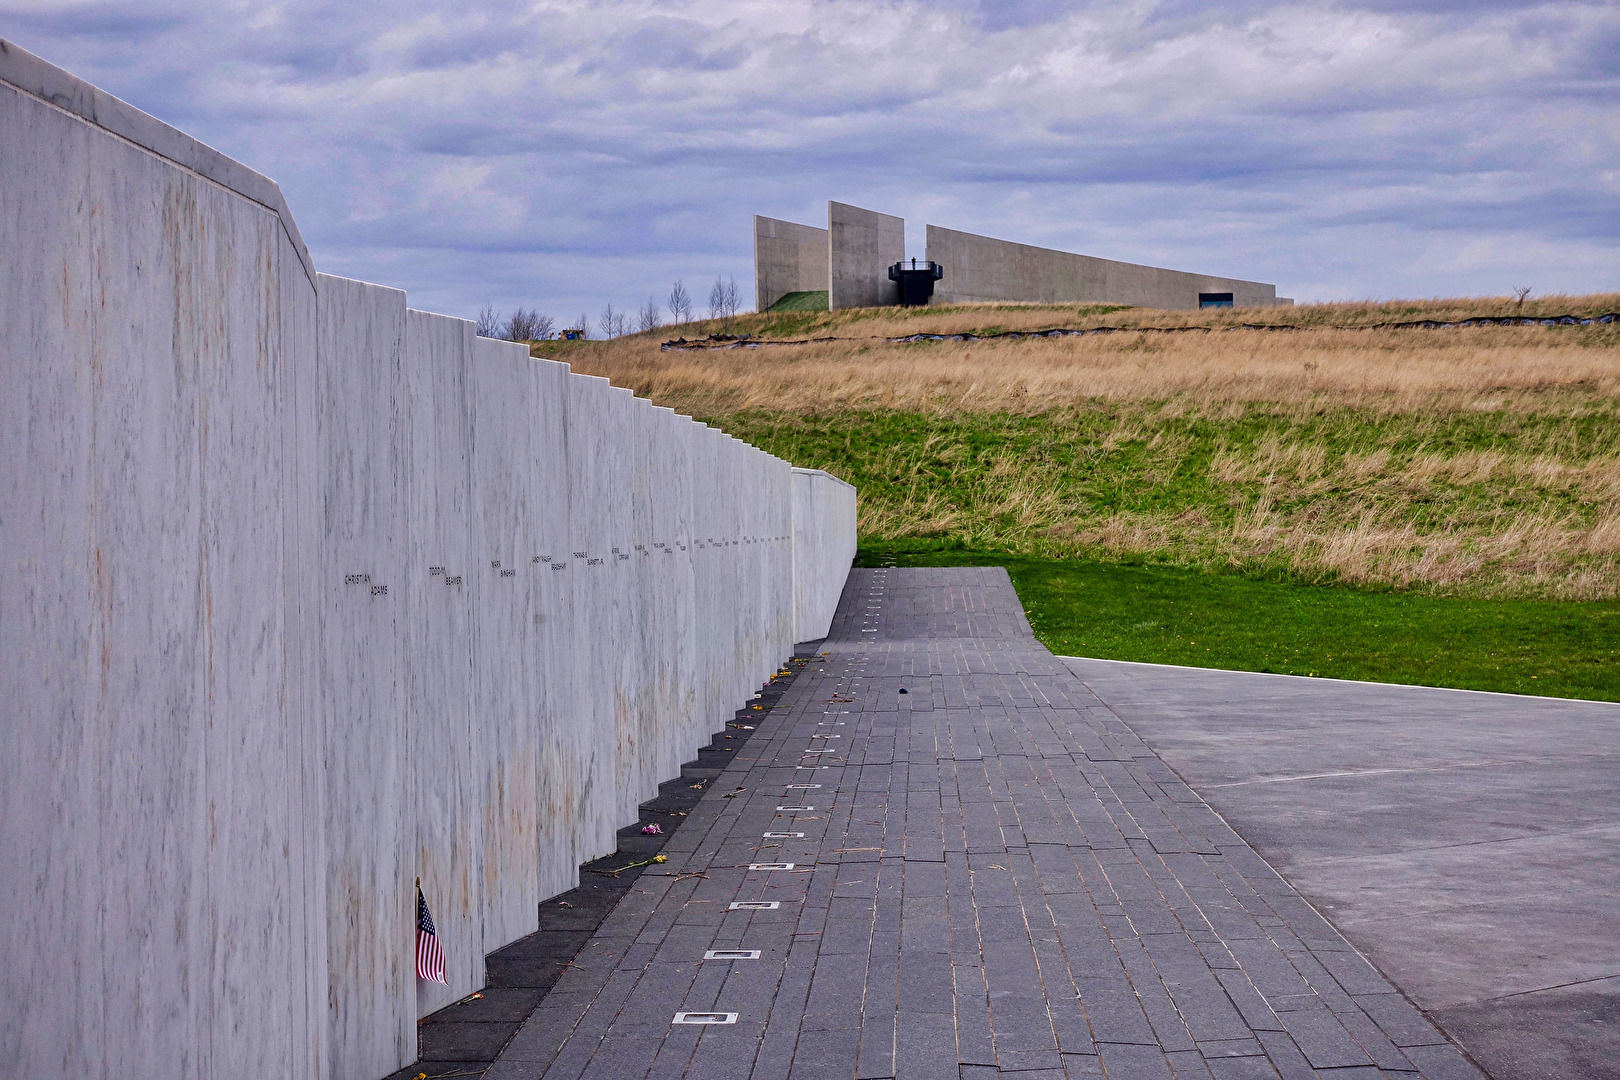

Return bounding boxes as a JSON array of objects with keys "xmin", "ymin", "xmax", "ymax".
[
  {"xmin": 861, "ymin": 466, "xmax": 1620, "ymax": 600},
  {"xmin": 545, "ymin": 295, "xmax": 1620, "ymax": 418},
  {"xmin": 536, "ymin": 295, "xmax": 1620, "ymax": 599}
]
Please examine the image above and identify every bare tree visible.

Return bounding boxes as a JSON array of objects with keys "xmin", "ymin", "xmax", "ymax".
[
  {"xmin": 721, "ymin": 275, "xmax": 739, "ymax": 322},
  {"xmin": 577, "ymin": 313, "xmax": 590, "ymax": 339},
  {"xmin": 637, "ymin": 297, "xmax": 662, "ymax": 334},
  {"xmin": 709, "ymin": 277, "xmax": 726, "ymax": 323},
  {"xmin": 505, "ymin": 308, "xmax": 554, "ymax": 342},
  {"xmin": 598, "ymin": 302, "xmax": 629, "ymax": 339},
  {"xmin": 709, "ymin": 275, "xmax": 740, "ymax": 328},
  {"xmin": 1513, "ymin": 285, "xmax": 1533, "ymax": 310},
  {"xmin": 668, "ymin": 279, "xmax": 693, "ymax": 324},
  {"xmin": 476, "ymin": 302, "xmax": 503, "ymax": 338}
]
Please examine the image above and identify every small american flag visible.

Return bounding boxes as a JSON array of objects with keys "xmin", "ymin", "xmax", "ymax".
[{"xmin": 416, "ymin": 884, "xmax": 447, "ymax": 985}]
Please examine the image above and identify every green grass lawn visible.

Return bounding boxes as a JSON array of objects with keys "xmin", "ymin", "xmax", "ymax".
[
  {"xmin": 764, "ymin": 290, "xmax": 830, "ymax": 313},
  {"xmin": 859, "ymin": 544, "xmax": 1620, "ymax": 702}
]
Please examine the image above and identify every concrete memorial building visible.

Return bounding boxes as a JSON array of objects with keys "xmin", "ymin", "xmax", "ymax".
[{"xmin": 755, "ymin": 201, "xmax": 1291, "ymax": 313}]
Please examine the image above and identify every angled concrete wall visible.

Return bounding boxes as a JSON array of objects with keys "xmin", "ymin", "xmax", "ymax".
[
  {"xmin": 828, "ymin": 201, "xmax": 905, "ymax": 309},
  {"xmin": 0, "ymin": 38, "xmax": 854, "ymax": 1080},
  {"xmin": 927, "ymin": 224, "xmax": 1280, "ymax": 309},
  {"xmin": 754, "ymin": 215, "xmax": 829, "ymax": 312}
]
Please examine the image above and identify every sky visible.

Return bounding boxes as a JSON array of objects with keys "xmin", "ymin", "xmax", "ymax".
[{"xmin": 5, "ymin": 0, "xmax": 1619, "ymax": 325}]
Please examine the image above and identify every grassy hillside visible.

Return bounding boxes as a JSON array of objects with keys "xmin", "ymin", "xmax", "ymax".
[
  {"xmin": 764, "ymin": 290, "xmax": 830, "ymax": 312},
  {"xmin": 539, "ymin": 294, "xmax": 1620, "ymax": 602}
]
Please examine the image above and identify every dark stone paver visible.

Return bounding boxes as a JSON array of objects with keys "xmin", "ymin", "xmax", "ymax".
[{"xmin": 485, "ymin": 568, "xmax": 1482, "ymax": 1079}]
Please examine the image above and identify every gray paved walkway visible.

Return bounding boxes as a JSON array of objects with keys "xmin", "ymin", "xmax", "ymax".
[
  {"xmin": 1062, "ymin": 658, "xmax": 1620, "ymax": 1080},
  {"xmin": 487, "ymin": 568, "xmax": 1483, "ymax": 1079}
]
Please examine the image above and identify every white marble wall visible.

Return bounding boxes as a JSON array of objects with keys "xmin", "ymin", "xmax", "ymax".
[
  {"xmin": 0, "ymin": 46, "xmax": 324, "ymax": 1080},
  {"xmin": 314, "ymin": 274, "xmax": 415, "ymax": 1077},
  {"xmin": 793, "ymin": 468, "xmax": 859, "ymax": 642},
  {"xmin": 1, "ymin": 38, "xmax": 855, "ymax": 1080}
]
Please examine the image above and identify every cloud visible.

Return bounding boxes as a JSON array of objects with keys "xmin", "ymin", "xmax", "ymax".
[{"xmin": 3, "ymin": 0, "xmax": 1617, "ymax": 320}]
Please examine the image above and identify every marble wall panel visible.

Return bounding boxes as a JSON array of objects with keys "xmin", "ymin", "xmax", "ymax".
[
  {"xmin": 468, "ymin": 335, "xmax": 545, "ymax": 958},
  {"xmin": 527, "ymin": 357, "xmax": 581, "ymax": 904},
  {"xmin": 792, "ymin": 469, "xmax": 859, "ymax": 642},
  {"xmin": 0, "ymin": 68, "xmax": 319, "ymax": 1080},
  {"xmin": 562, "ymin": 374, "xmax": 617, "ymax": 864},
  {"xmin": 767, "ymin": 450, "xmax": 796, "ymax": 658},
  {"xmin": 285, "ymin": 231, "xmax": 328, "ymax": 1080},
  {"xmin": 624, "ymin": 392, "xmax": 668, "ymax": 807},
  {"xmin": 402, "ymin": 309, "xmax": 483, "ymax": 1016},
  {"xmin": 653, "ymin": 408, "xmax": 700, "ymax": 769},
  {"xmin": 314, "ymin": 274, "xmax": 413, "ymax": 1079},
  {"xmin": 690, "ymin": 425, "xmax": 725, "ymax": 736},
  {"xmin": 608, "ymin": 387, "xmax": 650, "ymax": 832}
]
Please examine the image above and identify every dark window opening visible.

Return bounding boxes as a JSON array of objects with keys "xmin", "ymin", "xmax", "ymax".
[{"xmin": 1199, "ymin": 292, "xmax": 1234, "ymax": 308}]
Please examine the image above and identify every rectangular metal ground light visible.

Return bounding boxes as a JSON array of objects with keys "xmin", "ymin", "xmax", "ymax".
[{"xmin": 672, "ymin": 1012, "xmax": 737, "ymax": 1025}]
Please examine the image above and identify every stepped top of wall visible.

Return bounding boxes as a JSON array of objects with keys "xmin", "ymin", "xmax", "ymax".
[
  {"xmin": 790, "ymin": 467, "xmax": 857, "ymax": 492},
  {"xmin": 0, "ymin": 36, "xmax": 315, "ymax": 288}
]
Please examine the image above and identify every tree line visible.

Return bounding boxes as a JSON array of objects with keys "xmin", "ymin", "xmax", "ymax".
[{"xmin": 476, "ymin": 274, "xmax": 740, "ymax": 342}]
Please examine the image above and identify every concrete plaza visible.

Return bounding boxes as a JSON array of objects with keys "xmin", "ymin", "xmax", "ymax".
[
  {"xmin": 481, "ymin": 568, "xmax": 1493, "ymax": 1079},
  {"xmin": 1062, "ymin": 659, "xmax": 1620, "ymax": 1080}
]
